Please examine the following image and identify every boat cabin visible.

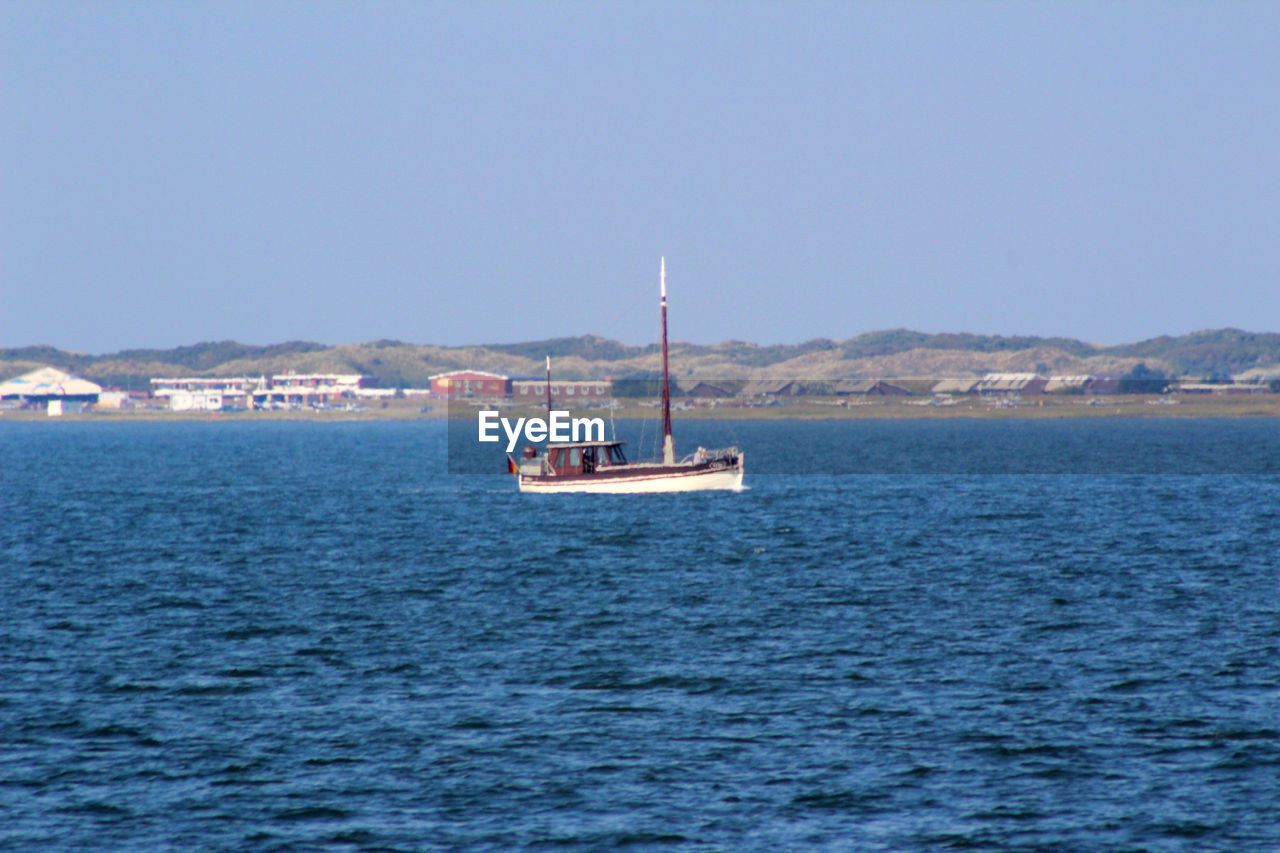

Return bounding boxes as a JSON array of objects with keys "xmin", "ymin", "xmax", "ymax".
[{"xmin": 543, "ymin": 441, "xmax": 628, "ymax": 476}]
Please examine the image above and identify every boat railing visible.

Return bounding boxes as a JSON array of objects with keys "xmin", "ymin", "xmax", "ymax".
[{"xmin": 684, "ymin": 446, "xmax": 741, "ymax": 465}]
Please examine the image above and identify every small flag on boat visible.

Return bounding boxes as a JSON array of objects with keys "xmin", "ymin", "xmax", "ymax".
[{"xmin": 507, "ymin": 454, "xmax": 518, "ymax": 475}]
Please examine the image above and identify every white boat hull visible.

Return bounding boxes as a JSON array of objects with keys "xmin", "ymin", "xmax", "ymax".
[{"xmin": 518, "ymin": 457, "xmax": 744, "ymax": 494}]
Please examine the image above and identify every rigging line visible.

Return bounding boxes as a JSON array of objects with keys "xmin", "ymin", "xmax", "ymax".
[
  {"xmin": 630, "ymin": 270, "xmax": 664, "ymax": 462},
  {"xmin": 637, "ymin": 398, "xmax": 649, "ymax": 461},
  {"xmin": 594, "ymin": 273, "xmax": 646, "ymax": 347},
  {"xmin": 723, "ymin": 415, "xmax": 744, "ymax": 457}
]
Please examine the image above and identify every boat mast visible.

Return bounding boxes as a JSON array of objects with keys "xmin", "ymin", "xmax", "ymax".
[
  {"xmin": 660, "ymin": 257, "xmax": 675, "ymax": 464},
  {"xmin": 545, "ymin": 355, "xmax": 552, "ymax": 423}
]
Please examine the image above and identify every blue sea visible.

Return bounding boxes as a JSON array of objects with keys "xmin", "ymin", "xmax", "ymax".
[{"xmin": 3, "ymin": 418, "xmax": 1280, "ymax": 852}]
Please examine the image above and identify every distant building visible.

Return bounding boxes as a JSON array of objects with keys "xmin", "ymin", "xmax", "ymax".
[
  {"xmin": 831, "ymin": 379, "xmax": 910, "ymax": 396},
  {"xmin": 151, "ymin": 373, "xmax": 375, "ymax": 407},
  {"xmin": 931, "ymin": 378, "xmax": 980, "ymax": 395},
  {"xmin": 168, "ymin": 390, "xmax": 227, "ymax": 411},
  {"xmin": 95, "ymin": 391, "xmax": 133, "ymax": 409},
  {"xmin": 511, "ymin": 379, "xmax": 612, "ymax": 402},
  {"xmin": 740, "ymin": 379, "xmax": 797, "ymax": 397},
  {"xmin": 257, "ymin": 373, "xmax": 377, "ymax": 404},
  {"xmin": 152, "ymin": 376, "xmax": 260, "ymax": 409},
  {"xmin": 429, "ymin": 370, "xmax": 509, "ymax": 399},
  {"xmin": 1087, "ymin": 376, "xmax": 1120, "ymax": 394},
  {"xmin": 0, "ymin": 367, "xmax": 102, "ymax": 405},
  {"xmin": 1044, "ymin": 375, "xmax": 1120, "ymax": 395},
  {"xmin": 976, "ymin": 373, "xmax": 1047, "ymax": 396},
  {"xmin": 1044, "ymin": 376, "xmax": 1090, "ymax": 394},
  {"xmin": 677, "ymin": 381, "xmax": 733, "ymax": 398},
  {"xmin": 1174, "ymin": 382, "xmax": 1268, "ymax": 395}
]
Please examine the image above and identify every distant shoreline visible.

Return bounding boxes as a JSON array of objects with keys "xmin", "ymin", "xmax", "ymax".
[{"xmin": 5, "ymin": 395, "xmax": 1280, "ymax": 422}]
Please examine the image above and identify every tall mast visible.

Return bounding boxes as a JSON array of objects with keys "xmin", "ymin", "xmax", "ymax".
[
  {"xmin": 660, "ymin": 257, "xmax": 674, "ymax": 464},
  {"xmin": 545, "ymin": 355, "xmax": 552, "ymax": 423}
]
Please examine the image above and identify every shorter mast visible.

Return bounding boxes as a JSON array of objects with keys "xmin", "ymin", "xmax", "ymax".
[
  {"xmin": 545, "ymin": 355, "xmax": 552, "ymax": 423},
  {"xmin": 660, "ymin": 257, "xmax": 675, "ymax": 464}
]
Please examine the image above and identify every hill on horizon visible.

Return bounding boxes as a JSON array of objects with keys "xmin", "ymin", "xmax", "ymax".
[{"xmin": 3, "ymin": 328, "xmax": 1280, "ymax": 391}]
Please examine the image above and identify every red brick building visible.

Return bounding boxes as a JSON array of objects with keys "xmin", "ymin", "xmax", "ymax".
[{"xmin": 429, "ymin": 370, "xmax": 510, "ymax": 399}]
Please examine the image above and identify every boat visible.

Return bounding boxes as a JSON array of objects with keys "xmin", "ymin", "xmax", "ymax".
[{"xmin": 509, "ymin": 259, "xmax": 744, "ymax": 494}]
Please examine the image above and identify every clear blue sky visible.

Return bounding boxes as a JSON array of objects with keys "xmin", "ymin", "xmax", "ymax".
[{"xmin": 3, "ymin": 1, "xmax": 1278, "ymax": 353}]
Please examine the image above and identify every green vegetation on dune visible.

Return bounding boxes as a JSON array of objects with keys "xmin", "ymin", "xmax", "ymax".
[
  {"xmin": 713, "ymin": 338, "xmax": 842, "ymax": 367},
  {"xmin": 1107, "ymin": 329, "xmax": 1280, "ymax": 378},
  {"xmin": 482, "ymin": 335, "xmax": 654, "ymax": 362},
  {"xmin": 110, "ymin": 340, "xmax": 330, "ymax": 371},
  {"xmin": 840, "ymin": 330, "xmax": 1098, "ymax": 360}
]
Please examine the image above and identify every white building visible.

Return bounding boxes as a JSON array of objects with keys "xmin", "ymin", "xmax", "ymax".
[
  {"xmin": 152, "ymin": 377, "xmax": 260, "ymax": 411},
  {"xmin": 96, "ymin": 391, "xmax": 134, "ymax": 409},
  {"xmin": 255, "ymin": 373, "xmax": 377, "ymax": 405},
  {"xmin": 167, "ymin": 390, "xmax": 226, "ymax": 411},
  {"xmin": 151, "ymin": 373, "xmax": 378, "ymax": 408},
  {"xmin": 0, "ymin": 367, "xmax": 102, "ymax": 403}
]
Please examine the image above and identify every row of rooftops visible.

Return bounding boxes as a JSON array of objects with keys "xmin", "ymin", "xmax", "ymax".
[
  {"xmin": 699, "ymin": 375, "xmax": 1108, "ymax": 397},
  {"xmin": 412, "ymin": 371, "xmax": 1272, "ymax": 398},
  {"xmin": 687, "ymin": 373, "xmax": 1280, "ymax": 397},
  {"xmin": 422, "ymin": 372, "xmax": 1094, "ymax": 397}
]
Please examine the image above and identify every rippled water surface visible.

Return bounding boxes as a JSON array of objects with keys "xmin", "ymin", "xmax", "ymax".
[{"xmin": 3, "ymin": 419, "xmax": 1280, "ymax": 851}]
